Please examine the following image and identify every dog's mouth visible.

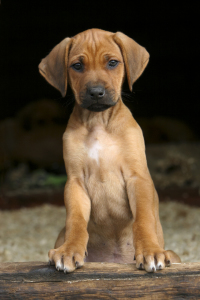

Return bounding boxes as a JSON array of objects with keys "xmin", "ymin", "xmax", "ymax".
[
  {"xmin": 87, "ymin": 103, "xmax": 113, "ymax": 112},
  {"xmin": 80, "ymin": 87, "xmax": 118, "ymax": 112}
]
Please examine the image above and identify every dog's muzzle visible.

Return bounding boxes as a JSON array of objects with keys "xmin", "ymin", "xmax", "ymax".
[{"xmin": 80, "ymin": 85, "xmax": 117, "ymax": 112}]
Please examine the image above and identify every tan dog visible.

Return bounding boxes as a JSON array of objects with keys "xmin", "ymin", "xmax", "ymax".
[{"xmin": 39, "ymin": 28, "xmax": 181, "ymax": 273}]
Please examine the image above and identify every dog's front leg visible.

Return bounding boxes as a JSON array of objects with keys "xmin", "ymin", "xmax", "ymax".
[
  {"xmin": 49, "ymin": 178, "xmax": 90, "ymax": 273},
  {"xmin": 127, "ymin": 176, "xmax": 169, "ymax": 272}
]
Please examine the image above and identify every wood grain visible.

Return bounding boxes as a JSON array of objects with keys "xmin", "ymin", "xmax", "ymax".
[{"xmin": 0, "ymin": 262, "xmax": 200, "ymax": 299}]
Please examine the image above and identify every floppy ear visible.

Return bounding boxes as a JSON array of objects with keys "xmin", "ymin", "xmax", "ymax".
[
  {"xmin": 38, "ymin": 37, "xmax": 72, "ymax": 97},
  {"xmin": 113, "ymin": 32, "xmax": 149, "ymax": 91}
]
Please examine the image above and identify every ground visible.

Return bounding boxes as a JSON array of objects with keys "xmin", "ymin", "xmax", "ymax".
[
  {"xmin": 0, "ymin": 202, "xmax": 200, "ymax": 263},
  {"xmin": 0, "ymin": 143, "xmax": 200, "ymax": 263}
]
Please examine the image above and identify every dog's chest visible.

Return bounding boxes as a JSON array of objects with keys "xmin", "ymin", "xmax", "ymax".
[
  {"xmin": 85, "ymin": 126, "xmax": 119, "ymax": 168},
  {"xmin": 84, "ymin": 126, "xmax": 130, "ymax": 222},
  {"xmin": 87, "ymin": 139, "xmax": 102, "ymax": 165}
]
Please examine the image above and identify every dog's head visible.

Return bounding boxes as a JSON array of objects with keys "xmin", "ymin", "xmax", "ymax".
[{"xmin": 39, "ymin": 29, "xmax": 149, "ymax": 112}]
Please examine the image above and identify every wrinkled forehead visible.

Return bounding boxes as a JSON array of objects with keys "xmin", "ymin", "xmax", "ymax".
[{"xmin": 68, "ymin": 29, "xmax": 122, "ymax": 61}]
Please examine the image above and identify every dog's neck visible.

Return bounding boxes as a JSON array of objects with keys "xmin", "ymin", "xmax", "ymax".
[{"xmin": 71, "ymin": 98, "xmax": 125, "ymax": 130}]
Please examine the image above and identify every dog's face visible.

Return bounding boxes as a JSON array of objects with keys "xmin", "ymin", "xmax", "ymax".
[
  {"xmin": 68, "ymin": 30, "xmax": 125, "ymax": 112},
  {"xmin": 39, "ymin": 29, "xmax": 149, "ymax": 112}
]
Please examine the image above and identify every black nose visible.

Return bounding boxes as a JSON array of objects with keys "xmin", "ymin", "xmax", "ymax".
[{"xmin": 89, "ymin": 86, "xmax": 105, "ymax": 100}]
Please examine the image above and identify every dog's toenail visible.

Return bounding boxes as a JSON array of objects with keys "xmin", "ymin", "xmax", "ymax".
[
  {"xmin": 167, "ymin": 260, "xmax": 171, "ymax": 265},
  {"xmin": 152, "ymin": 267, "xmax": 155, "ymax": 272},
  {"xmin": 139, "ymin": 263, "xmax": 143, "ymax": 269}
]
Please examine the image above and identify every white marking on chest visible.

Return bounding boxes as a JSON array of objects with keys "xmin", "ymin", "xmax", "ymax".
[{"xmin": 88, "ymin": 139, "xmax": 102, "ymax": 164}]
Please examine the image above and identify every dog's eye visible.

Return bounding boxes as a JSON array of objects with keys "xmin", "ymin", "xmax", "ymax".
[
  {"xmin": 108, "ymin": 60, "xmax": 119, "ymax": 69},
  {"xmin": 72, "ymin": 63, "xmax": 83, "ymax": 71}
]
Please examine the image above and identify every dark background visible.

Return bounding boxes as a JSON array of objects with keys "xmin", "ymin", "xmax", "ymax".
[{"xmin": 0, "ymin": 1, "xmax": 199, "ymax": 136}]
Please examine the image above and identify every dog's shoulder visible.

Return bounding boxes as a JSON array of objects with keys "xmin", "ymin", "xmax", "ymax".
[{"xmin": 117, "ymin": 103, "xmax": 144, "ymax": 142}]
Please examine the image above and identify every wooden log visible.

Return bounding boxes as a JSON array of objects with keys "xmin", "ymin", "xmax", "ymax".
[{"xmin": 0, "ymin": 262, "xmax": 200, "ymax": 299}]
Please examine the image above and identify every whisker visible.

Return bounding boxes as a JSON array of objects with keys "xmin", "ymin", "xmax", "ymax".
[
  {"xmin": 51, "ymin": 94, "xmax": 75, "ymax": 118},
  {"xmin": 121, "ymin": 91, "xmax": 135, "ymax": 102}
]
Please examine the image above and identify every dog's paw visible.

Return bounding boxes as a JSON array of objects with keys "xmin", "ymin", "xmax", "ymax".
[
  {"xmin": 48, "ymin": 243, "xmax": 87, "ymax": 273},
  {"xmin": 135, "ymin": 248, "xmax": 172, "ymax": 272}
]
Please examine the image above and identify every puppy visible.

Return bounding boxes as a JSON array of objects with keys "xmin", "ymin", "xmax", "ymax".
[{"xmin": 39, "ymin": 28, "xmax": 181, "ymax": 273}]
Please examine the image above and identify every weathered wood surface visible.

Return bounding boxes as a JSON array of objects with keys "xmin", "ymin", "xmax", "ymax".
[{"xmin": 0, "ymin": 262, "xmax": 200, "ymax": 299}]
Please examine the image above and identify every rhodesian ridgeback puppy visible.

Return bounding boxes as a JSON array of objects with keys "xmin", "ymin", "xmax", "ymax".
[{"xmin": 39, "ymin": 28, "xmax": 181, "ymax": 273}]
